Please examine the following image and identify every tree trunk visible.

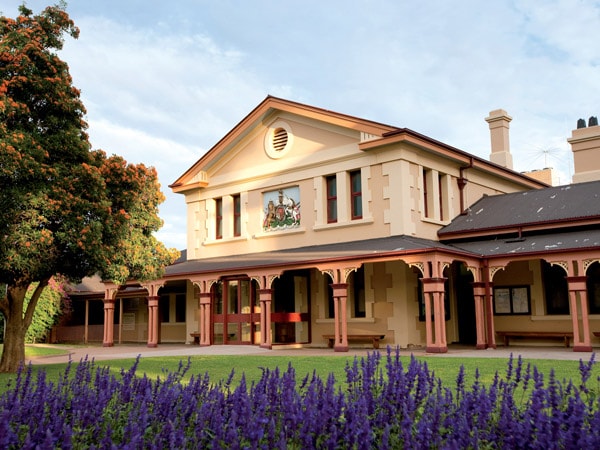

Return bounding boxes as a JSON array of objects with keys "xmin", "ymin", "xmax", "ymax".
[
  {"xmin": 0, "ymin": 280, "xmax": 47, "ymax": 373},
  {"xmin": 0, "ymin": 314, "xmax": 27, "ymax": 373}
]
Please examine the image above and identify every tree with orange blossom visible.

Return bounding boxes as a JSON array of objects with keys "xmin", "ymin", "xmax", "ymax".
[{"xmin": 0, "ymin": 4, "xmax": 178, "ymax": 372}]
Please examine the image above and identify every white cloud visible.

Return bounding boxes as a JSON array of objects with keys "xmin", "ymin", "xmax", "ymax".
[
  {"xmin": 3, "ymin": 0, "xmax": 599, "ymax": 250},
  {"xmin": 154, "ymin": 221, "xmax": 188, "ymax": 252},
  {"xmin": 61, "ymin": 16, "xmax": 262, "ymax": 146},
  {"xmin": 53, "ymin": 13, "xmax": 275, "ymax": 249}
]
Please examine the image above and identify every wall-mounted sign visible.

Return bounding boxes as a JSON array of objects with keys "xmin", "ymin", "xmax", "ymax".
[
  {"xmin": 263, "ymin": 186, "xmax": 300, "ymax": 231},
  {"xmin": 493, "ymin": 286, "xmax": 530, "ymax": 315},
  {"xmin": 122, "ymin": 312, "xmax": 136, "ymax": 331}
]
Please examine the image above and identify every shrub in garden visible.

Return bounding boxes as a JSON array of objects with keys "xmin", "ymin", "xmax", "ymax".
[
  {"xmin": 24, "ymin": 277, "xmax": 70, "ymax": 344},
  {"xmin": 0, "ymin": 349, "xmax": 599, "ymax": 448}
]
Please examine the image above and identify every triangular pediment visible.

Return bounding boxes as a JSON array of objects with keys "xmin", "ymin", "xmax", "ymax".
[{"xmin": 170, "ymin": 96, "xmax": 397, "ymax": 193}]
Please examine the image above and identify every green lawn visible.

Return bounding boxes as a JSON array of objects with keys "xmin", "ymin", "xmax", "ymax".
[
  {"xmin": 1, "ymin": 352, "xmax": 598, "ymax": 395},
  {"xmin": 0, "ymin": 344, "xmax": 70, "ymax": 358},
  {"xmin": 96, "ymin": 354, "xmax": 600, "ymax": 387},
  {"xmin": 26, "ymin": 344, "xmax": 71, "ymax": 357}
]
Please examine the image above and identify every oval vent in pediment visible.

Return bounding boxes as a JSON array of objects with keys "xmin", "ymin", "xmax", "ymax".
[
  {"xmin": 264, "ymin": 121, "xmax": 293, "ymax": 159},
  {"xmin": 272, "ymin": 128, "xmax": 288, "ymax": 152}
]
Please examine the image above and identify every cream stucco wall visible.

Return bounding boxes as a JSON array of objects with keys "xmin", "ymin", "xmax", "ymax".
[
  {"xmin": 385, "ymin": 261, "xmax": 426, "ymax": 348},
  {"xmin": 308, "ymin": 260, "xmax": 439, "ymax": 349},
  {"xmin": 182, "ymin": 112, "xmax": 535, "ymax": 260},
  {"xmin": 169, "ymin": 103, "xmax": 560, "ymax": 350},
  {"xmin": 491, "ymin": 259, "xmax": 577, "ymax": 346},
  {"xmin": 186, "ymin": 281, "xmax": 199, "ymax": 344}
]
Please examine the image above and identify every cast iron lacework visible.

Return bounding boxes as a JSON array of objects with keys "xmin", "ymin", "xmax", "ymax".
[
  {"xmin": 489, "ymin": 266, "xmax": 505, "ymax": 280},
  {"xmin": 550, "ymin": 261, "xmax": 569, "ymax": 273},
  {"xmin": 344, "ymin": 267, "xmax": 358, "ymax": 282},
  {"xmin": 409, "ymin": 262, "xmax": 424, "ymax": 276},
  {"xmin": 584, "ymin": 259, "xmax": 599, "ymax": 273}
]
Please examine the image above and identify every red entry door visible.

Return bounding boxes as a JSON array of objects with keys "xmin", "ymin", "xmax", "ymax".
[{"xmin": 213, "ymin": 279, "xmax": 259, "ymax": 344}]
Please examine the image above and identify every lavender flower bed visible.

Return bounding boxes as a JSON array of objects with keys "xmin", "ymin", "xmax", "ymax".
[{"xmin": 0, "ymin": 349, "xmax": 598, "ymax": 449}]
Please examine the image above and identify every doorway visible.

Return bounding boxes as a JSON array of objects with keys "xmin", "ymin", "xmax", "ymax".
[
  {"xmin": 272, "ymin": 270, "xmax": 311, "ymax": 344},
  {"xmin": 212, "ymin": 278, "xmax": 260, "ymax": 344},
  {"xmin": 454, "ymin": 262, "xmax": 476, "ymax": 345}
]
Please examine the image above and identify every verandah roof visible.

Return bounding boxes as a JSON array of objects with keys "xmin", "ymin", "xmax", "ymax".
[
  {"xmin": 449, "ymin": 228, "xmax": 600, "ymax": 258},
  {"xmin": 164, "ymin": 227, "xmax": 600, "ymax": 280},
  {"xmin": 439, "ymin": 180, "xmax": 600, "ymax": 238},
  {"xmin": 164, "ymin": 234, "xmax": 463, "ymax": 278}
]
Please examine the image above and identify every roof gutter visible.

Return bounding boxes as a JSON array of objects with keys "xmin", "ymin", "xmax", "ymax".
[{"xmin": 458, "ymin": 157, "xmax": 474, "ymax": 214}]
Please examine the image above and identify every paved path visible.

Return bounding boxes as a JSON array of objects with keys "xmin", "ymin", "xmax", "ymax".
[{"xmin": 26, "ymin": 343, "xmax": 597, "ymax": 365}]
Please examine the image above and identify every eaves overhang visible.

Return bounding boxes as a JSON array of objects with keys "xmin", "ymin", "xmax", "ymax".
[
  {"xmin": 359, "ymin": 128, "xmax": 548, "ymax": 190},
  {"xmin": 163, "ymin": 235, "xmax": 477, "ymax": 279}
]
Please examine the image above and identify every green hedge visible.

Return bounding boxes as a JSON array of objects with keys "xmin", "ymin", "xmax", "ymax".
[{"xmin": 24, "ymin": 278, "xmax": 70, "ymax": 343}]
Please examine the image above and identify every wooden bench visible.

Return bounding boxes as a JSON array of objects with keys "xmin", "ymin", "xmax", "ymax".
[
  {"xmin": 190, "ymin": 332, "xmax": 200, "ymax": 345},
  {"xmin": 323, "ymin": 334, "xmax": 385, "ymax": 349},
  {"xmin": 496, "ymin": 331, "xmax": 573, "ymax": 348}
]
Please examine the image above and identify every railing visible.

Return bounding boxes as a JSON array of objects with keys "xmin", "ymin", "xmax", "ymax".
[{"xmin": 51, "ymin": 325, "xmax": 104, "ymax": 343}]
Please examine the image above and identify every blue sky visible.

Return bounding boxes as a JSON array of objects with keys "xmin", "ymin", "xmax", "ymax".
[{"xmin": 3, "ymin": 1, "xmax": 600, "ymax": 250}]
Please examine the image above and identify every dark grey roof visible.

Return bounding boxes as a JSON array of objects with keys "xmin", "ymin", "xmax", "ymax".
[
  {"xmin": 174, "ymin": 249, "xmax": 187, "ymax": 263},
  {"xmin": 439, "ymin": 180, "xmax": 600, "ymax": 236},
  {"xmin": 165, "ymin": 235, "xmax": 461, "ymax": 277},
  {"xmin": 66, "ymin": 275, "xmax": 105, "ymax": 297},
  {"xmin": 449, "ymin": 228, "xmax": 600, "ymax": 257}
]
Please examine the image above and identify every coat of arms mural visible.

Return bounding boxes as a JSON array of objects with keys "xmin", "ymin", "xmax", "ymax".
[{"xmin": 263, "ymin": 187, "xmax": 300, "ymax": 231}]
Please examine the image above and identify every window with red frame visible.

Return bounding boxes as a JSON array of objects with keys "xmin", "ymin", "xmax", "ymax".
[
  {"xmin": 438, "ymin": 173, "xmax": 444, "ymax": 221},
  {"xmin": 215, "ymin": 198, "xmax": 223, "ymax": 239},
  {"xmin": 350, "ymin": 170, "xmax": 362, "ymax": 220},
  {"xmin": 423, "ymin": 168, "xmax": 429, "ymax": 218},
  {"xmin": 233, "ymin": 194, "xmax": 241, "ymax": 237},
  {"xmin": 326, "ymin": 175, "xmax": 337, "ymax": 223}
]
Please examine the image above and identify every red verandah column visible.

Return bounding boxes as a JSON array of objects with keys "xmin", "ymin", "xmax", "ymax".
[
  {"xmin": 471, "ymin": 282, "xmax": 488, "ymax": 349},
  {"xmin": 258, "ymin": 288, "xmax": 273, "ymax": 349},
  {"xmin": 147, "ymin": 296, "xmax": 159, "ymax": 348},
  {"xmin": 102, "ymin": 298, "xmax": 115, "ymax": 347},
  {"xmin": 567, "ymin": 276, "xmax": 592, "ymax": 352},
  {"xmin": 331, "ymin": 283, "xmax": 349, "ymax": 352},
  {"xmin": 102, "ymin": 285, "xmax": 118, "ymax": 347},
  {"xmin": 198, "ymin": 293, "xmax": 211, "ymax": 346},
  {"xmin": 422, "ymin": 277, "xmax": 448, "ymax": 353}
]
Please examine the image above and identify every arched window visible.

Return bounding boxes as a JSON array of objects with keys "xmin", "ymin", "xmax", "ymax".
[
  {"xmin": 542, "ymin": 261, "xmax": 569, "ymax": 315},
  {"xmin": 587, "ymin": 262, "xmax": 600, "ymax": 314},
  {"xmin": 350, "ymin": 267, "xmax": 365, "ymax": 318}
]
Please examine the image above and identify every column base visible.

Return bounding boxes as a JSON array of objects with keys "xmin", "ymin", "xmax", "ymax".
[
  {"xmin": 147, "ymin": 343, "xmax": 158, "ymax": 348},
  {"xmin": 102, "ymin": 342, "xmax": 114, "ymax": 347},
  {"xmin": 334, "ymin": 345, "xmax": 349, "ymax": 352},
  {"xmin": 426, "ymin": 345, "xmax": 448, "ymax": 353},
  {"xmin": 200, "ymin": 343, "xmax": 212, "ymax": 347},
  {"xmin": 260, "ymin": 343, "xmax": 272, "ymax": 350},
  {"xmin": 573, "ymin": 345, "xmax": 593, "ymax": 352},
  {"xmin": 475, "ymin": 343, "xmax": 487, "ymax": 350}
]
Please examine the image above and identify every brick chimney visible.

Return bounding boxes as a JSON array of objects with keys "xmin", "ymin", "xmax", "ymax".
[
  {"xmin": 485, "ymin": 109, "xmax": 513, "ymax": 169},
  {"xmin": 568, "ymin": 116, "xmax": 600, "ymax": 183},
  {"xmin": 522, "ymin": 168, "xmax": 558, "ymax": 186}
]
